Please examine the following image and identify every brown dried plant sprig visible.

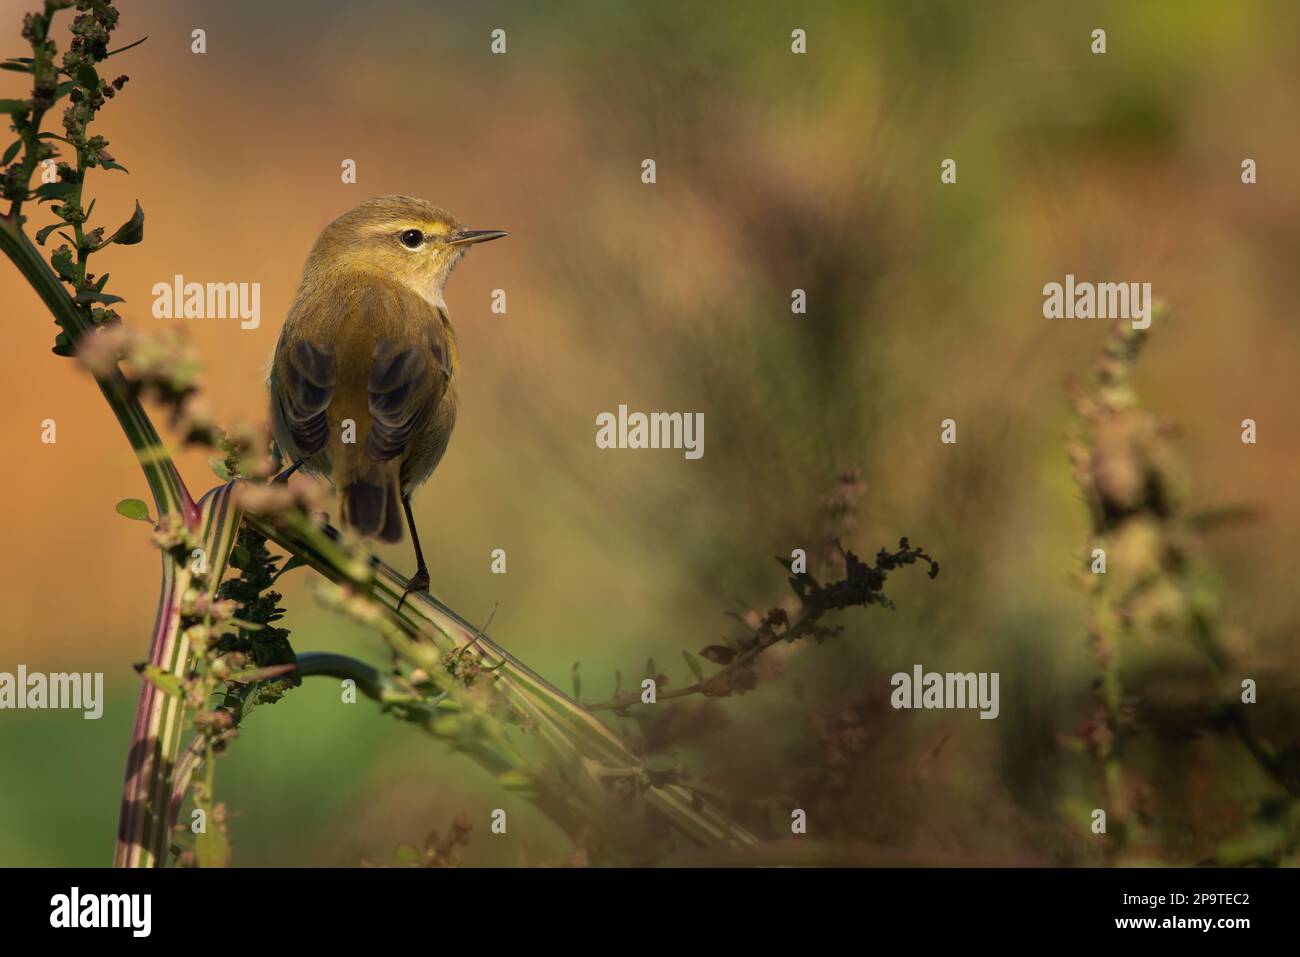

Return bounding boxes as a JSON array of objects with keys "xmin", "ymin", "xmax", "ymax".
[
  {"xmin": 379, "ymin": 814, "xmax": 474, "ymax": 868},
  {"xmin": 1067, "ymin": 321, "xmax": 1299, "ymax": 865},
  {"xmin": 588, "ymin": 537, "xmax": 939, "ymax": 714}
]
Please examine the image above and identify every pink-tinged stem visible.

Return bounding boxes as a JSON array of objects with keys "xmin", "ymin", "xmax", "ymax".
[{"xmin": 114, "ymin": 483, "xmax": 242, "ymax": 867}]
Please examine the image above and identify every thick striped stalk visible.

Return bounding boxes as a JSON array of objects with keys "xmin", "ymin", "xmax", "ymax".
[{"xmin": 114, "ymin": 485, "xmax": 242, "ymax": 867}]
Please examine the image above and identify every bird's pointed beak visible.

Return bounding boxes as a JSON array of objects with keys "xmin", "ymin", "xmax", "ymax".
[{"xmin": 447, "ymin": 228, "xmax": 508, "ymax": 246}]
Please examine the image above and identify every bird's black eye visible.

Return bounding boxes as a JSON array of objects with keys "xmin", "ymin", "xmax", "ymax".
[{"xmin": 399, "ymin": 229, "xmax": 424, "ymax": 249}]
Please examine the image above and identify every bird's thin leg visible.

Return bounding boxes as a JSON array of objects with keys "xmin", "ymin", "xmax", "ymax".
[
  {"xmin": 272, "ymin": 459, "xmax": 305, "ymax": 484},
  {"xmin": 398, "ymin": 493, "xmax": 430, "ymax": 612}
]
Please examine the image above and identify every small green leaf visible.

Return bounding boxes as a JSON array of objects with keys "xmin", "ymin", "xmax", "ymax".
[
  {"xmin": 76, "ymin": 64, "xmax": 99, "ymax": 90},
  {"xmin": 496, "ymin": 770, "xmax": 532, "ymax": 791},
  {"xmin": 107, "ymin": 200, "xmax": 144, "ymax": 245},
  {"xmin": 35, "ymin": 222, "xmax": 63, "ymax": 246},
  {"xmin": 208, "ymin": 456, "xmax": 232, "ymax": 481},
  {"xmin": 225, "ymin": 664, "xmax": 295, "ymax": 685},
  {"xmin": 0, "ymin": 99, "xmax": 30, "ymax": 115},
  {"xmin": 136, "ymin": 664, "xmax": 183, "ymax": 698},
  {"xmin": 51, "ymin": 332, "xmax": 75, "ymax": 357},
  {"xmin": 1, "ymin": 140, "xmax": 20, "ymax": 164},
  {"xmin": 32, "ymin": 181, "xmax": 75, "ymax": 201},
  {"xmin": 115, "ymin": 498, "xmax": 152, "ymax": 522},
  {"xmin": 430, "ymin": 715, "xmax": 463, "ymax": 737},
  {"xmin": 74, "ymin": 291, "xmax": 125, "ymax": 305},
  {"xmin": 194, "ymin": 817, "xmax": 231, "ymax": 868},
  {"xmin": 275, "ymin": 554, "xmax": 309, "ymax": 579},
  {"xmin": 106, "ymin": 35, "xmax": 149, "ymax": 59},
  {"xmin": 50, "ymin": 247, "xmax": 76, "ymax": 281},
  {"xmin": 394, "ymin": 844, "xmax": 421, "ymax": 866},
  {"xmin": 225, "ymin": 617, "xmax": 265, "ymax": 632},
  {"xmin": 0, "ymin": 62, "xmax": 34, "ymax": 74},
  {"xmin": 682, "ymin": 650, "xmax": 704, "ymax": 682}
]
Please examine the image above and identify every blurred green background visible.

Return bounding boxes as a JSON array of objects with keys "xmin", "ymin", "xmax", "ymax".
[{"xmin": 0, "ymin": 0, "xmax": 1297, "ymax": 865}]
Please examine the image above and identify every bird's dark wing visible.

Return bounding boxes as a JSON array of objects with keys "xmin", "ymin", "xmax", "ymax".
[
  {"xmin": 365, "ymin": 338, "xmax": 426, "ymax": 461},
  {"xmin": 361, "ymin": 284, "xmax": 453, "ymax": 463},
  {"xmin": 277, "ymin": 340, "xmax": 336, "ymax": 456}
]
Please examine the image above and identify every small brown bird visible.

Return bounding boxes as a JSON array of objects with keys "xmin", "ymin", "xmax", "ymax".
[{"xmin": 270, "ymin": 195, "xmax": 505, "ymax": 601}]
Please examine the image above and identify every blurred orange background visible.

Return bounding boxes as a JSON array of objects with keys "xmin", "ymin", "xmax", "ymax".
[{"xmin": 0, "ymin": 0, "xmax": 1297, "ymax": 865}]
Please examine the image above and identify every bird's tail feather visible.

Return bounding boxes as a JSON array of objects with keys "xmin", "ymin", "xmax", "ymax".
[{"xmin": 342, "ymin": 473, "xmax": 403, "ymax": 543}]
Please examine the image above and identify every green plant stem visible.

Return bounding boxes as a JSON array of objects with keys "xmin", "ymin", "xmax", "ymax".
[
  {"xmin": 295, "ymin": 650, "xmax": 386, "ymax": 698},
  {"xmin": 116, "ymin": 483, "xmax": 241, "ymax": 866},
  {"xmin": 245, "ymin": 510, "xmax": 757, "ymax": 849},
  {"xmin": 5, "ymin": 1, "xmax": 55, "ymax": 223}
]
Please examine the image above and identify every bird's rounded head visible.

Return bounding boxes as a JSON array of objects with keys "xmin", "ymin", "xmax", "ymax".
[{"xmin": 308, "ymin": 194, "xmax": 505, "ymax": 302}]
